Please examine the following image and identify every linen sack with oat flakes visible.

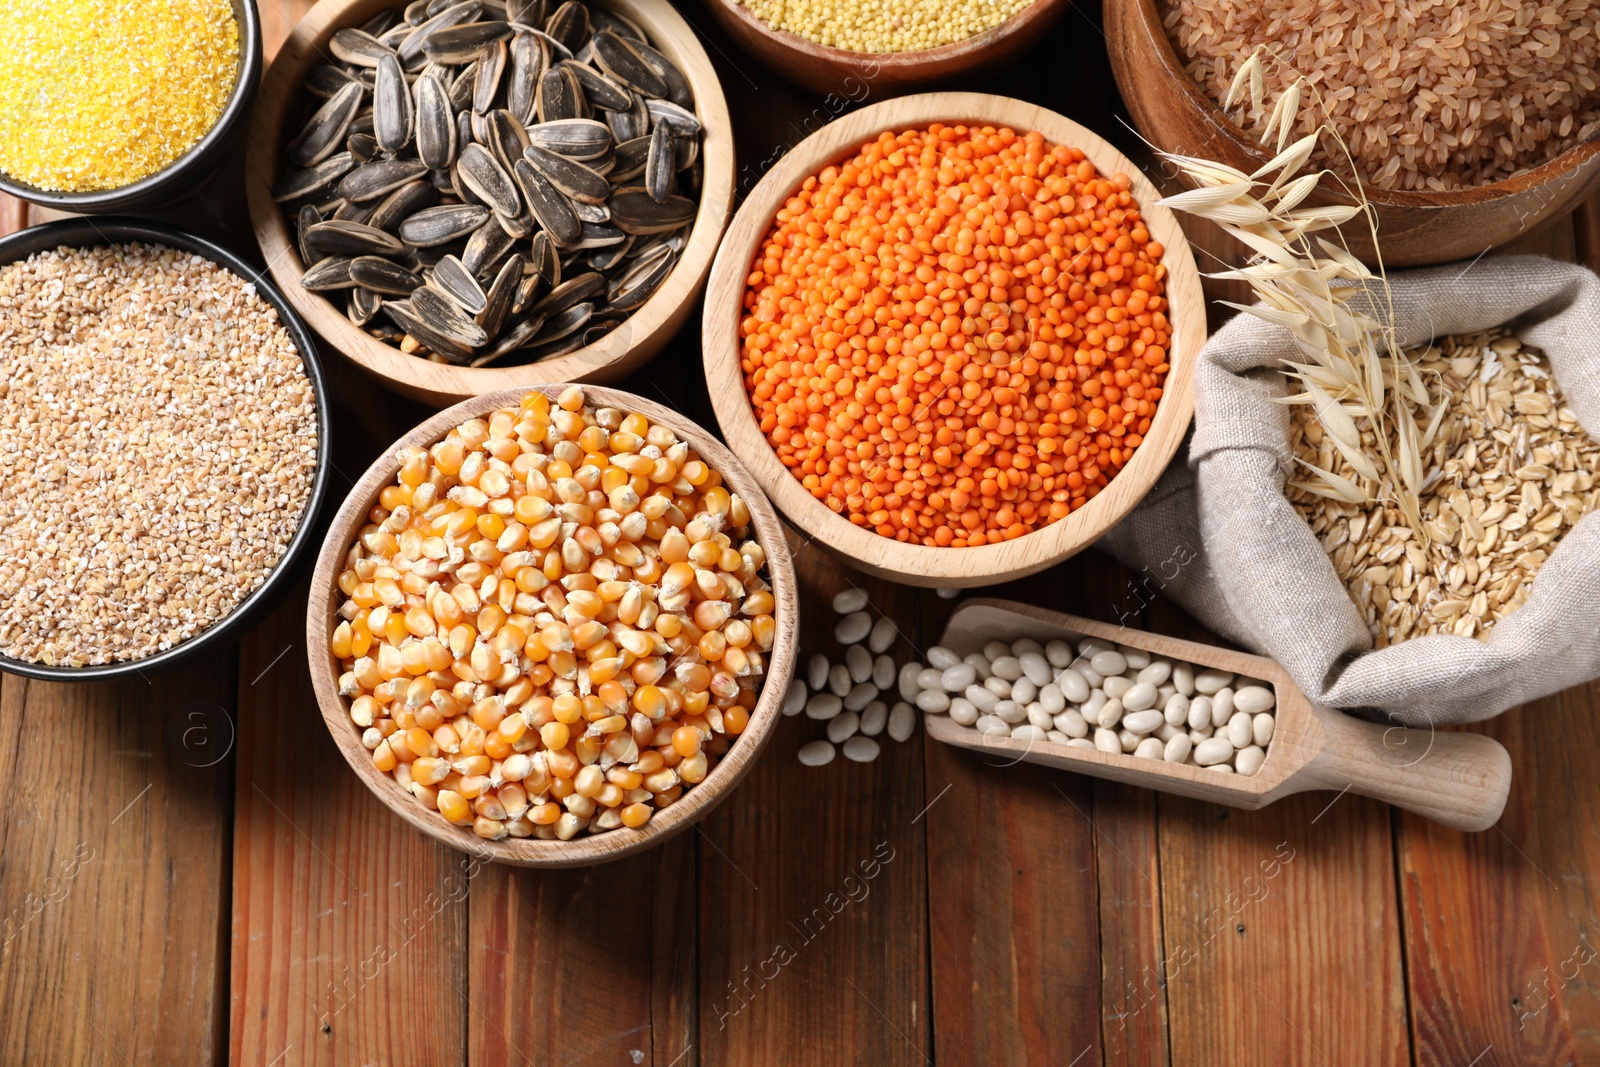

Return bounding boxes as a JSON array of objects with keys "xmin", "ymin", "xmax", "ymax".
[{"xmin": 1101, "ymin": 256, "xmax": 1600, "ymax": 725}]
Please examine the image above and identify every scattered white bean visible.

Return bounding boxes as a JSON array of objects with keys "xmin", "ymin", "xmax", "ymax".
[
  {"xmin": 873, "ymin": 654, "xmax": 896, "ymax": 690},
  {"xmin": 845, "ymin": 683, "xmax": 879, "ymax": 712},
  {"xmin": 1233, "ymin": 686, "xmax": 1276, "ymax": 715},
  {"xmin": 899, "ymin": 662, "xmax": 923, "ymax": 702},
  {"xmin": 842, "ymin": 736, "xmax": 880, "ymax": 762},
  {"xmin": 1236, "ymin": 745, "xmax": 1266, "ymax": 777},
  {"xmin": 868, "ymin": 616, "xmax": 897, "ymax": 654},
  {"xmin": 1253, "ymin": 713, "xmax": 1275, "ymax": 747},
  {"xmin": 1193, "ymin": 737, "xmax": 1235, "ymax": 766},
  {"xmin": 1134, "ymin": 737, "xmax": 1165, "ymax": 759},
  {"xmin": 949, "ymin": 698, "xmax": 978, "ymax": 727},
  {"xmin": 831, "ymin": 588, "xmax": 869, "ymax": 614},
  {"xmin": 845, "ymin": 644, "xmax": 873, "ymax": 683},
  {"xmin": 1122, "ymin": 709, "xmax": 1165, "ymax": 735},
  {"xmin": 1057, "ymin": 668, "xmax": 1089, "ymax": 703},
  {"xmin": 829, "ymin": 664, "xmax": 853, "ymax": 698},
  {"xmin": 860, "ymin": 701, "xmax": 888, "ymax": 736},
  {"xmin": 1194, "ymin": 668, "xmax": 1234, "ymax": 695},
  {"xmin": 1045, "ymin": 639, "xmax": 1073, "ymax": 668},
  {"xmin": 783, "ymin": 680, "xmax": 807, "ymax": 716},
  {"xmin": 806, "ymin": 693, "xmax": 843, "ymax": 720},
  {"xmin": 835, "ymin": 611, "xmax": 872, "ymax": 645},
  {"xmin": 1163, "ymin": 734, "xmax": 1193, "ymax": 763},
  {"xmin": 915, "ymin": 689, "xmax": 950, "ymax": 714},
  {"xmin": 941, "ymin": 663, "xmax": 977, "ymax": 692},
  {"xmin": 1094, "ymin": 728, "xmax": 1121, "ymax": 754},
  {"xmin": 887, "ymin": 702, "xmax": 916, "ymax": 741},
  {"xmin": 827, "ymin": 711, "xmax": 861, "ymax": 743},
  {"xmin": 927, "ymin": 645, "xmax": 961, "ymax": 670},
  {"xmin": 798, "ymin": 740, "xmax": 836, "ymax": 766},
  {"xmin": 808, "ymin": 653, "xmax": 829, "ymax": 691},
  {"xmin": 1090, "ymin": 649, "xmax": 1127, "ymax": 676},
  {"xmin": 917, "ymin": 667, "xmax": 944, "ymax": 692}
]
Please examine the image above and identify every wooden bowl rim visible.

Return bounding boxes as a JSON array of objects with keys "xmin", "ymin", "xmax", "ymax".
[
  {"xmin": 1120, "ymin": 0, "xmax": 1600, "ymax": 208},
  {"xmin": 705, "ymin": 0, "xmax": 1072, "ymax": 71},
  {"xmin": 246, "ymin": 0, "xmax": 734, "ymax": 406},
  {"xmin": 701, "ymin": 91, "xmax": 1205, "ymax": 586},
  {"xmin": 305, "ymin": 383, "xmax": 798, "ymax": 867}
]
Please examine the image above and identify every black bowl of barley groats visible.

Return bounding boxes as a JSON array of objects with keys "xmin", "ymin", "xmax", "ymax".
[{"xmin": 0, "ymin": 218, "xmax": 332, "ymax": 680}]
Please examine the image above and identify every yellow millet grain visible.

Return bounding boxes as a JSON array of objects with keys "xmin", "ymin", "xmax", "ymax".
[
  {"xmin": 739, "ymin": 0, "xmax": 1031, "ymax": 53},
  {"xmin": 0, "ymin": 0, "xmax": 240, "ymax": 193}
]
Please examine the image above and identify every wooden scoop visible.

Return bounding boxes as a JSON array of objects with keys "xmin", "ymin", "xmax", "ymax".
[{"xmin": 924, "ymin": 600, "xmax": 1512, "ymax": 831}]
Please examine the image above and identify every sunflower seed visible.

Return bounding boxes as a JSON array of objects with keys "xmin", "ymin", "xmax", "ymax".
[
  {"xmin": 287, "ymin": 82, "xmax": 365, "ymax": 167},
  {"xmin": 586, "ymin": 233, "xmax": 632, "ymax": 271},
  {"xmin": 506, "ymin": 31, "xmax": 546, "ymax": 122},
  {"xmin": 345, "ymin": 286, "xmax": 382, "ymax": 326},
  {"xmin": 608, "ymin": 241, "xmax": 672, "ymax": 310},
  {"xmin": 507, "ymin": 0, "xmax": 547, "ymax": 26},
  {"xmin": 502, "ymin": 164, "xmax": 574, "ymax": 249},
  {"xmin": 522, "ymin": 143, "xmax": 609, "ymax": 204},
  {"xmin": 532, "ymin": 271, "xmax": 605, "ymax": 316},
  {"xmin": 607, "ymin": 187, "xmax": 694, "ymax": 234},
  {"xmin": 272, "ymin": 150, "xmax": 356, "ymax": 202},
  {"xmin": 413, "ymin": 75, "xmax": 456, "ymax": 169},
  {"xmin": 485, "ymin": 109, "xmax": 530, "ymax": 174},
  {"xmin": 384, "ymin": 299, "xmax": 476, "ymax": 361},
  {"xmin": 608, "ymin": 135, "xmax": 650, "ymax": 182},
  {"xmin": 331, "ymin": 28, "xmax": 394, "ymax": 67},
  {"xmin": 398, "ymin": 0, "xmax": 484, "ymax": 60},
  {"xmin": 331, "ymin": 197, "xmax": 373, "ymax": 223},
  {"xmin": 346, "ymin": 131, "xmax": 380, "ymax": 161},
  {"xmin": 405, "ymin": 0, "xmax": 432, "ymax": 24},
  {"xmin": 302, "ymin": 255, "xmax": 357, "ymax": 290},
  {"xmin": 429, "ymin": 254, "xmax": 489, "ymax": 313},
  {"xmin": 452, "ymin": 142, "xmax": 518, "ymax": 217},
  {"xmin": 367, "ymin": 179, "xmax": 436, "ymax": 231},
  {"xmin": 527, "ymin": 229, "xmax": 559, "ymax": 285},
  {"xmin": 412, "ymin": 285, "xmax": 490, "ymax": 347},
  {"xmin": 572, "ymin": 199, "xmax": 610, "ymax": 223},
  {"xmin": 645, "ymin": 121, "xmax": 673, "ymax": 203},
  {"xmin": 562, "ymin": 60, "xmax": 630, "ymax": 111},
  {"xmin": 422, "ymin": 20, "xmax": 512, "ymax": 63},
  {"xmin": 591, "ymin": 32, "xmax": 666, "ymax": 98},
  {"xmin": 544, "ymin": 1, "xmax": 590, "ymax": 51},
  {"xmin": 295, "ymin": 204, "xmax": 324, "ymax": 265},
  {"xmin": 630, "ymin": 38, "xmax": 693, "ymax": 109},
  {"xmin": 363, "ymin": 8, "xmax": 401, "ymax": 36},
  {"xmin": 349, "ymin": 107, "xmax": 376, "ymax": 138},
  {"xmin": 306, "ymin": 220, "xmax": 406, "ymax": 256},
  {"xmin": 462, "ymin": 220, "xmax": 516, "ymax": 276},
  {"xmin": 306, "ymin": 64, "xmax": 360, "ymax": 99},
  {"xmin": 524, "ymin": 117, "xmax": 612, "ymax": 160},
  {"xmin": 646, "ymin": 99, "xmax": 699, "ymax": 136},
  {"xmin": 374, "ymin": 55, "xmax": 413, "ymax": 153},
  {"xmin": 590, "ymin": 6, "xmax": 646, "ymax": 42},
  {"xmin": 497, "ymin": 202, "xmax": 537, "ymax": 238},
  {"xmin": 338, "ymin": 159, "xmax": 431, "ymax": 202},
  {"xmin": 605, "ymin": 91, "xmax": 649, "ymax": 143},
  {"xmin": 351, "ymin": 255, "xmax": 425, "ymax": 295},
  {"xmin": 398, "ymin": 204, "xmax": 489, "ymax": 247},
  {"xmin": 569, "ymin": 222, "xmax": 624, "ymax": 249},
  {"xmin": 476, "ymin": 253, "xmax": 523, "ymax": 338},
  {"xmin": 470, "ymin": 313, "xmax": 545, "ymax": 365},
  {"xmin": 427, "ymin": 0, "xmax": 460, "ymax": 15},
  {"xmin": 533, "ymin": 299, "xmax": 593, "ymax": 342},
  {"xmin": 538, "ymin": 65, "xmax": 586, "ymax": 123}
]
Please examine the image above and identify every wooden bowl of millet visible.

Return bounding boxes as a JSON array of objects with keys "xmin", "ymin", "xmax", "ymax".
[
  {"xmin": 246, "ymin": 0, "xmax": 734, "ymax": 407},
  {"xmin": 701, "ymin": 92, "xmax": 1206, "ymax": 588},
  {"xmin": 1105, "ymin": 0, "xmax": 1600, "ymax": 266},
  {"xmin": 702, "ymin": 0, "xmax": 1074, "ymax": 96},
  {"xmin": 306, "ymin": 384, "xmax": 797, "ymax": 866}
]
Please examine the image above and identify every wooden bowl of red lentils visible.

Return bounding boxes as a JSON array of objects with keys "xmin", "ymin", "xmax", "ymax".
[
  {"xmin": 702, "ymin": 92, "xmax": 1207, "ymax": 587},
  {"xmin": 307, "ymin": 383, "xmax": 796, "ymax": 865}
]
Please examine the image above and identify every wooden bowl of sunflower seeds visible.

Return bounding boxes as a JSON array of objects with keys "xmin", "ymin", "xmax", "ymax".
[{"xmin": 246, "ymin": 0, "xmax": 733, "ymax": 407}]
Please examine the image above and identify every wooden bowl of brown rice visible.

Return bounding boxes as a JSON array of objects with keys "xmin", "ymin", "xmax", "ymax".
[
  {"xmin": 0, "ymin": 217, "xmax": 332, "ymax": 681},
  {"xmin": 1107, "ymin": 0, "xmax": 1600, "ymax": 267}
]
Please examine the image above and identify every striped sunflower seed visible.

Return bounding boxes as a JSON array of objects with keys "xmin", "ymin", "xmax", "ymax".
[
  {"xmin": 476, "ymin": 253, "xmax": 524, "ymax": 339},
  {"xmin": 527, "ymin": 117, "xmax": 612, "ymax": 160},
  {"xmin": 398, "ymin": 203, "xmax": 491, "ymax": 246},
  {"xmin": 302, "ymin": 255, "xmax": 357, "ymax": 290},
  {"xmin": 272, "ymin": 150, "xmax": 356, "ymax": 202},
  {"xmin": 458, "ymin": 143, "xmax": 521, "ymax": 216},
  {"xmin": 350, "ymin": 255, "xmax": 424, "ymax": 295},
  {"xmin": 287, "ymin": 82, "xmax": 365, "ymax": 167},
  {"xmin": 374, "ymin": 54, "xmax": 414, "ymax": 153},
  {"xmin": 513, "ymin": 158, "xmax": 581, "ymax": 245},
  {"xmin": 330, "ymin": 28, "xmax": 395, "ymax": 67},
  {"xmin": 367, "ymin": 179, "xmax": 436, "ymax": 232},
  {"xmin": 429, "ymin": 254, "xmax": 488, "ymax": 314},
  {"xmin": 522, "ymin": 143, "xmax": 609, "ymax": 204},
  {"xmin": 337, "ymin": 159, "xmax": 431, "ymax": 201},
  {"xmin": 607, "ymin": 187, "xmax": 694, "ymax": 234}
]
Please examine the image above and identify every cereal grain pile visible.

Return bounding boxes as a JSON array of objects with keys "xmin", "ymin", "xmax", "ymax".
[{"xmin": 0, "ymin": 245, "xmax": 319, "ymax": 666}]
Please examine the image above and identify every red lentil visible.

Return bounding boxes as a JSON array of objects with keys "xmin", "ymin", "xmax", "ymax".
[{"xmin": 739, "ymin": 123, "xmax": 1171, "ymax": 546}]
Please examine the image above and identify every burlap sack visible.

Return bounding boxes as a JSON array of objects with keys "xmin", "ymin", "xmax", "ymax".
[{"xmin": 1102, "ymin": 256, "xmax": 1600, "ymax": 725}]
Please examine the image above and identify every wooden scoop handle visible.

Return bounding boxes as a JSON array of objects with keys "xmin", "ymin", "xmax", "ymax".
[{"xmin": 1296, "ymin": 711, "xmax": 1512, "ymax": 832}]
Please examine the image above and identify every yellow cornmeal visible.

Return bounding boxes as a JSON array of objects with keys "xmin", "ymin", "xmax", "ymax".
[
  {"xmin": 740, "ymin": 0, "xmax": 1031, "ymax": 52},
  {"xmin": 0, "ymin": 0, "xmax": 239, "ymax": 192}
]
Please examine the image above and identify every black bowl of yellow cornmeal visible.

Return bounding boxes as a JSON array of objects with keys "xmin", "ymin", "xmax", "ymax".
[{"xmin": 0, "ymin": 0, "xmax": 261, "ymax": 212}]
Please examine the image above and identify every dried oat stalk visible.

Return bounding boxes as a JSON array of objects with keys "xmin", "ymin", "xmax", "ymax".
[{"xmin": 1158, "ymin": 46, "xmax": 1434, "ymax": 539}]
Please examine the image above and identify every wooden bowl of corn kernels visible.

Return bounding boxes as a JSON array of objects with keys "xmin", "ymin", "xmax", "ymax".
[{"xmin": 306, "ymin": 383, "xmax": 797, "ymax": 867}]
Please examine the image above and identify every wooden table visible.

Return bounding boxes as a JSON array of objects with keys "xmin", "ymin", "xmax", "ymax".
[{"xmin": 3, "ymin": 3, "xmax": 1599, "ymax": 1064}]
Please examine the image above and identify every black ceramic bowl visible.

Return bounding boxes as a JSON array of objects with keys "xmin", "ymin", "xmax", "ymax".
[
  {"xmin": 0, "ymin": 217, "xmax": 332, "ymax": 681},
  {"xmin": 0, "ymin": 0, "xmax": 262, "ymax": 214}
]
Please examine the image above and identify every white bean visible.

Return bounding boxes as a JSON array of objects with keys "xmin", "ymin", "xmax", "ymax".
[
  {"xmin": 860, "ymin": 701, "xmax": 888, "ymax": 735},
  {"xmin": 834, "ymin": 611, "xmax": 872, "ymax": 645},
  {"xmin": 1082, "ymin": 690, "xmax": 1109, "ymax": 722},
  {"xmin": 983, "ymin": 676, "xmax": 1012, "ymax": 698},
  {"xmin": 806, "ymin": 693, "xmax": 843, "ymax": 720},
  {"xmin": 1094, "ymin": 728, "xmax": 1121, "ymax": 754},
  {"xmin": 990, "ymin": 655, "xmax": 1023, "ymax": 681},
  {"xmin": 783, "ymin": 680, "xmax": 807, "ymax": 716},
  {"xmin": 975, "ymin": 714, "xmax": 1010, "ymax": 735},
  {"xmin": 1211, "ymin": 687, "xmax": 1234, "ymax": 728},
  {"xmin": 1207, "ymin": 764, "xmax": 1235, "ymax": 774},
  {"xmin": 917, "ymin": 667, "xmax": 944, "ymax": 692},
  {"xmin": 1172, "ymin": 662, "xmax": 1195, "ymax": 697},
  {"xmin": 994, "ymin": 700, "xmax": 1026, "ymax": 724},
  {"xmin": 1253, "ymin": 713, "xmax": 1275, "ymax": 747},
  {"xmin": 1019, "ymin": 652, "xmax": 1051, "ymax": 686},
  {"xmin": 846, "ymin": 683, "xmax": 879, "ymax": 712},
  {"xmin": 1137, "ymin": 660, "xmax": 1171, "ymax": 686},
  {"xmin": 899, "ymin": 662, "xmax": 924, "ymax": 702},
  {"xmin": 1045, "ymin": 639, "xmax": 1073, "ymax": 668},
  {"xmin": 1194, "ymin": 667, "xmax": 1234, "ymax": 695},
  {"xmin": 873, "ymin": 654, "xmax": 896, "ymax": 690},
  {"xmin": 1010, "ymin": 677, "xmax": 1038, "ymax": 704},
  {"xmin": 831, "ymin": 588, "xmax": 869, "ymax": 614},
  {"xmin": 1079, "ymin": 637, "xmax": 1115, "ymax": 656},
  {"xmin": 927, "ymin": 645, "xmax": 961, "ymax": 669},
  {"xmin": 1038, "ymin": 684, "xmax": 1065, "ymax": 715},
  {"xmin": 1189, "ymin": 726, "xmax": 1213, "ymax": 742},
  {"xmin": 842, "ymin": 736, "xmax": 880, "ymax": 762},
  {"xmin": 981, "ymin": 641, "xmax": 1010, "ymax": 662},
  {"xmin": 965, "ymin": 685, "xmax": 999, "ymax": 713},
  {"xmin": 1057, "ymin": 668, "xmax": 1090, "ymax": 703},
  {"xmin": 1013, "ymin": 638, "xmax": 1044, "ymax": 656},
  {"xmin": 1118, "ymin": 729, "xmax": 1140, "ymax": 753},
  {"xmin": 1027, "ymin": 704, "xmax": 1054, "ymax": 730},
  {"xmin": 889, "ymin": 700, "xmax": 915, "ymax": 742},
  {"xmin": 948, "ymin": 698, "xmax": 979, "ymax": 727},
  {"xmin": 1156, "ymin": 684, "xmax": 1177, "ymax": 706},
  {"xmin": 1236, "ymin": 744, "xmax": 1266, "ymax": 777},
  {"xmin": 941, "ymin": 663, "xmax": 977, "ymax": 692},
  {"xmin": 1188, "ymin": 695, "xmax": 1211, "ymax": 730},
  {"xmin": 1054, "ymin": 709, "xmax": 1089, "ymax": 738},
  {"xmin": 1102, "ymin": 676, "xmax": 1133, "ymax": 701},
  {"xmin": 1078, "ymin": 665, "xmax": 1105, "ymax": 688},
  {"xmin": 936, "ymin": 587, "xmax": 960, "ymax": 600},
  {"xmin": 1047, "ymin": 730, "xmax": 1070, "ymax": 745},
  {"xmin": 1090, "ymin": 649, "xmax": 1127, "ymax": 676},
  {"xmin": 1122, "ymin": 709, "xmax": 1164, "ymax": 735},
  {"xmin": 1234, "ymin": 685, "xmax": 1276, "ymax": 715},
  {"xmin": 808, "ymin": 653, "xmax": 829, "ymax": 691},
  {"xmin": 845, "ymin": 644, "xmax": 873, "ymax": 683},
  {"xmin": 798, "ymin": 740, "xmax": 836, "ymax": 766},
  {"xmin": 1193, "ymin": 737, "xmax": 1235, "ymax": 765},
  {"xmin": 916, "ymin": 689, "xmax": 950, "ymax": 713},
  {"xmin": 1011, "ymin": 724, "xmax": 1046, "ymax": 742},
  {"xmin": 1228, "ymin": 711, "xmax": 1254, "ymax": 748},
  {"xmin": 1122, "ymin": 681, "xmax": 1159, "ymax": 712},
  {"xmin": 1134, "ymin": 737, "xmax": 1165, "ymax": 759},
  {"xmin": 1119, "ymin": 646, "xmax": 1151, "ymax": 670},
  {"xmin": 827, "ymin": 711, "xmax": 860, "ymax": 743},
  {"xmin": 1097, "ymin": 697, "xmax": 1125, "ymax": 730},
  {"xmin": 963, "ymin": 652, "xmax": 992, "ymax": 679},
  {"xmin": 829, "ymin": 664, "xmax": 853, "ymax": 698},
  {"xmin": 1164, "ymin": 693, "xmax": 1190, "ymax": 725},
  {"xmin": 1163, "ymin": 734, "xmax": 1193, "ymax": 763},
  {"xmin": 869, "ymin": 615, "xmax": 898, "ymax": 654},
  {"xmin": 1157, "ymin": 722, "xmax": 1183, "ymax": 742},
  {"xmin": 1067, "ymin": 738, "xmax": 1097, "ymax": 749}
]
